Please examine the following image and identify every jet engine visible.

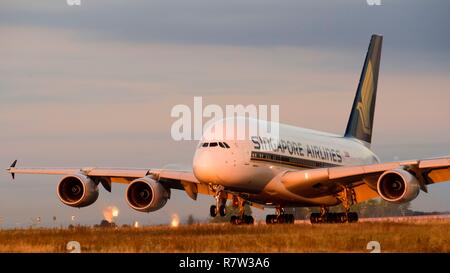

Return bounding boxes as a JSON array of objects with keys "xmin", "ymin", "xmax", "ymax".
[
  {"xmin": 377, "ymin": 168, "xmax": 420, "ymax": 204},
  {"xmin": 125, "ymin": 176, "xmax": 170, "ymax": 212},
  {"xmin": 57, "ymin": 174, "xmax": 99, "ymax": 207}
]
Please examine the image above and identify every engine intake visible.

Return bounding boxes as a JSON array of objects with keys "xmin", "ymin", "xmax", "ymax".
[
  {"xmin": 377, "ymin": 168, "xmax": 420, "ymax": 203},
  {"xmin": 57, "ymin": 174, "xmax": 99, "ymax": 207},
  {"xmin": 126, "ymin": 176, "xmax": 170, "ymax": 212}
]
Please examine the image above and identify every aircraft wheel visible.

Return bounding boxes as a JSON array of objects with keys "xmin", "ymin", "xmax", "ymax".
[
  {"xmin": 337, "ymin": 213, "xmax": 347, "ymax": 223},
  {"xmin": 210, "ymin": 205, "xmax": 217, "ymax": 217},
  {"xmin": 309, "ymin": 214, "xmax": 315, "ymax": 224},
  {"xmin": 310, "ymin": 213, "xmax": 320, "ymax": 224},
  {"xmin": 287, "ymin": 214, "xmax": 295, "ymax": 224},
  {"xmin": 245, "ymin": 215, "xmax": 254, "ymax": 225},
  {"xmin": 219, "ymin": 205, "xmax": 226, "ymax": 217},
  {"xmin": 349, "ymin": 212, "xmax": 358, "ymax": 223},
  {"xmin": 332, "ymin": 213, "xmax": 339, "ymax": 223},
  {"xmin": 327, "ymin": 213, "xmax": 335, "ymax": 223}
]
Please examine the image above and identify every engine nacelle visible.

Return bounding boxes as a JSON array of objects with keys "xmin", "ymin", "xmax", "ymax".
[
  {"xmin": 57, "ymin": 174, "xmax": 99, "ymax": 207},
  {"xmin": 377, "ymin": 168, "xmax": 420, "ymax": 204},
  {"xmin": 125, "ymin": 176, "xmax": 170, "ymax": 212}
]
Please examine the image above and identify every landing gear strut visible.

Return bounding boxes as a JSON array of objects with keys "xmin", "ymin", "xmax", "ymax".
[
  {"xmin": 230, "ymin": 196, "xmax": 254, "ymax": 225},
  {"xmin": 209, "ymin": 186, "xmax": 227, "ymax": 217},
  {"xmin": 310, "ymin": 186, "xmax": 359, "ymax": 224},
  {"xmin": 266, "ymin": 207, "xmax": 295, "ymax": 224}
]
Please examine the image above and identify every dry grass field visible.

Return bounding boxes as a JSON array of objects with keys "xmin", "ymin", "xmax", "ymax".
[{"xmin": 1, "ymin": 220, "xmax": 449, "ymax": 253}]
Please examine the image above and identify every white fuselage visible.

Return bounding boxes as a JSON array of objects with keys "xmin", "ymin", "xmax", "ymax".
[{"xmin": 192, "ymin": 118, "xmax": 379, "ymax": 206}]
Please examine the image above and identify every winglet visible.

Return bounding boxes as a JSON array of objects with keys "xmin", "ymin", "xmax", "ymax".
[{"xmin": 7, "ymin": 160, "xmax": 17, "ymax": 179}]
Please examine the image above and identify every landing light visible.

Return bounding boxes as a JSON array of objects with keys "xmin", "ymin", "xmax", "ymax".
[{"xmin": 171, "ymin": 214, "xmax": 180, "ymax": 227}]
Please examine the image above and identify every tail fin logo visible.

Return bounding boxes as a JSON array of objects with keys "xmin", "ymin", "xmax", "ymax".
[{"xmin": 356, "ymin": 60, "xmax": 375, "ymax": 135}]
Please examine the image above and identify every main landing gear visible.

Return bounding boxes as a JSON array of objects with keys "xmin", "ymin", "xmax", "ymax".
[
  {"xmin": 266, "ymin": 208, "xmax": 295, "ymax": 224},
  {"xmin": 230, "ymin": 196, "xmax": 254, "ymax": 225},
  {"xmin": 310, "ymin": 186, "xmax": 359, "ymax": 224},
  {"xmin": 309, "ymin": 207, "xmax": 358, "ymax": 224}
]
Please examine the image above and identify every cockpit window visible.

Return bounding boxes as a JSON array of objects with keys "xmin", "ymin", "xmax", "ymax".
[{"xmin": 201, "ymin": 142, "xmax": 230, "ymax": 148}]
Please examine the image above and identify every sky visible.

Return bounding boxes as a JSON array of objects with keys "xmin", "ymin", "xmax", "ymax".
[{"xmin": 0, "ymin": 0, "xmax": 449, "ymax": 227}]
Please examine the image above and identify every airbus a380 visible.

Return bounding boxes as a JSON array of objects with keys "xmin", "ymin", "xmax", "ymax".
[{"xmin": 7, "ymin": 34, "xmax": 450, "ymax": 224}]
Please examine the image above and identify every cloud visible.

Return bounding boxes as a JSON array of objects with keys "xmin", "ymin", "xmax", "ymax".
[
  {"xmin": 1, "ymin": 26, "xmax": 449, "ymax": 147},
  {"xmin": 1, "ymin": 0, "xmax": 449, "ymax": 52}
]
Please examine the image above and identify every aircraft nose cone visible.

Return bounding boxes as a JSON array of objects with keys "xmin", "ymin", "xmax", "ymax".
[{"xmin": 193, "ymin": 150, "xmax": 220, "ymax": 183}]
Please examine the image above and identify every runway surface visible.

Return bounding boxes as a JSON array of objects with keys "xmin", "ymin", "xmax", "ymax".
[{"xmin": 0, "ymin": 216, "xmax": 449, "ymax": 253}]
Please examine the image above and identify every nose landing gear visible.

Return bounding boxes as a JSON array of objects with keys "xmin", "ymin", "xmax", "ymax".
[
  {"xmin": 210, "ymin": 189, "xmax": 227, "ymax": 217},
  {"xmin": 209, "ymin": 204, "xmax": 226, "ymax": 217},
  {"xmin": 208, "ymin": 187, "xmax": 254, "ymax": 224}
]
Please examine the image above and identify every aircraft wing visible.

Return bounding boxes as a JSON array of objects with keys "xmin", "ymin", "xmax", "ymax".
[
  {"xmin": 281, "ymin": 156, "xmax": 450, "ymax": 203},
  {"xmin": 6, "ymin": 160, "xmax": 213, "ymax": 200}
]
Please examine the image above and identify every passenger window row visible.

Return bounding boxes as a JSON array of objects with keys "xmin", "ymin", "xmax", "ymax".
[{"xmin": 201, "ymin": 142, "xmax": 230, "ymax": 148}]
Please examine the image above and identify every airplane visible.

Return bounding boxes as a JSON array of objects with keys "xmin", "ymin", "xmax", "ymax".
[{"xmin": 6, "ymin": 34, "xmax": 450, "ymax": 225}]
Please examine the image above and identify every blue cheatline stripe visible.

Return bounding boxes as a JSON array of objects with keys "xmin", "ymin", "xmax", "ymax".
[{"xmin": 250, "ymin": 151, "xmax": 339, "ymax": 169}]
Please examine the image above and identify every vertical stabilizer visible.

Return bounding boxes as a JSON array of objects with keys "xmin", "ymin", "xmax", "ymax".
[{"xmin": 344, "ymin": 34, "xmax": 383, "ymax": 145}]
